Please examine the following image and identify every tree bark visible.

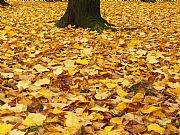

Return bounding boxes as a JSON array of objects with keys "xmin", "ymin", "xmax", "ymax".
[
  {"xmin": 0, "ymin": 0, "xmax": 10, "ymax": 6},
  {"xmin": 56, "ymin": 0, "xmax": 115, "ymax": 32}
]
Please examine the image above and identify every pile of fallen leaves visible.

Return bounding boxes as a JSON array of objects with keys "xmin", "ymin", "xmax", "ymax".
[{"xmin": 0, "ymin": 1, "xmax": 179, "ymax": 135}]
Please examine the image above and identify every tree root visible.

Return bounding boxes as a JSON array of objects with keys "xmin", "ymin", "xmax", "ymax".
[{"xmin": 56, "ymin": 16, "xmax": 116, "ymax": 33}]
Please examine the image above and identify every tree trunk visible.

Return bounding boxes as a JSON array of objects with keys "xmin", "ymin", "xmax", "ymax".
[
  {"xmin": 56, "ymin": 0, "xmax": 115, "ymax": 32},
  {"xmin": 141, "ymin": 0, "xmax": 156, "ymax": 2},
  {"xmin": 0, "ymin": 0, "xmax": 10, "ymax": 6}
]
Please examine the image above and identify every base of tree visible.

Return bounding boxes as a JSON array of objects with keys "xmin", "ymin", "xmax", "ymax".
[
  {"xmin": 141, "ymin": 0, "xmax": 156, "ymax": 2},
  {"xmin": 45, "ymin": 0, "xmax": 67, "ymax": 2},
  {"xmin": 56, "ymin": 16, "xmax": 116, "ymax": 33},
  {"xmin": 55, "ymin": 0, "xmax": 116, "ymax": 33},
  {"xmin": 0, "ymin": 1, "xmax": 10, "ymax": 6}
]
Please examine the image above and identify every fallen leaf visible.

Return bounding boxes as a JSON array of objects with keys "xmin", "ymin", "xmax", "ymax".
[
  {"xmin": 110, "ymin": 117, "xmax": 123, "ymax": 124},
  {"xmin": 141, "ymin": 106, "xmax": 161, "ymax": 114},
  {"xmin": 22, "ymin": 113, "xmax": 46, "ymax": 127},
  {"xmin": 33, "ymin": 78, "xmax": 50, "ymax": 87},
  {"xmin": 75, "ymin": 58, "xmax": 88, "ymax": 65},
  {"xmin": 106, "ymin": 83, "xmax": 118, "ymax": 89},
  {"xmin": 65, "ymin": 112, "xmax": 80, "ymax": 129},
  {"xmin": 90, "ymin": 105, "xmax": 109, "ymax": 112},
  {"xmin": 9, "ymin": 129, "xmax": 26, "ymax": 135},
  {"xmin": 95, "ymin": 93, "xmax": 109, "ymax": 100},
  {"xmin": 117, "ymin": 102, "xmax": 127, "ymax": 111},
  {"xmin": 17, "ymin": 80, "xmax": 31, "ymax": 90},
  {"xmin": 117, "ymin": 89, "xmax": 128, "ymax": 97},
  {"xmin": 147, "ymin": 124, "xmax": 165, "ymax": 134},
  {"xmin": 53, "ymin": 66, "xmax": 63, "ymax": 75},
  {"xmin": 0, "ymin": 123, "xmax": 13, "ymax": 135},
  {"xmin": 34, "ymin": 64, "xmax": 49, "ymax": 73}
]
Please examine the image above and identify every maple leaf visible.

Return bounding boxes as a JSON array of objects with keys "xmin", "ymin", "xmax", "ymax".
[
  {"xmin": 33, "ymin": 78, "xmax": 50, "ymax": 87},
  {"xmin": 0, "ymin": 123, "xmax": 13, "ymax": 135},
  {"xmin": 65, "ymin": 112, "xmax": 80, "ymax": 129},
  {"xmin": 90, "ymin": 105, "xmax": 109, "ymax": 112},
  {"xmin": 95, "ymin": 92, "xmax": 109, "ymax": 100},
  {"xmin": 34, "ymin": 64, "xmax": 50, "ymax": 73},
  {"xmin": 148, "ymin": 124, "xmax": 165, "ymax": 134},
  {"xmin": 141, "ymin": 106, "xmax": 161, "ymax": 113},
  {"xmin": 75, "ymin": 58, "xmax": 89, "ymax": 65},
  {"xmin": 9, "ymin": 129, "xmax": 26, "ymax": 135},
  {"xmin": 22, "ymin": 113, "xmax": 46, "ymax": 127},
  {"xmin": 17, "ymin": 80, "xmax": 31, "ymax": 90},
  {"xmin": 106, "ymin": 83, "xmax": 118, "ymax": 89},
  {"xmin": 117, "ymin": 89, "xmax": 128, "ymax": 97},
  {"xmin": 53, "ymin": 66, "xmax": 63, "ymax": 75},
  {"xmin": 117, "ymin": 102, "xmax": 127, "ymax": 111}
]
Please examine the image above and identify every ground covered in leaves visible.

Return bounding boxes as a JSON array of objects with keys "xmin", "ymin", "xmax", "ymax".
[{"xmin": 0, "ymin": 1, "xmax": 180, "ymax": 135}]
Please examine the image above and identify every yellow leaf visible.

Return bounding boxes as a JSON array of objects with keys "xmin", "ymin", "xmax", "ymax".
[
  {"xmin": 47, "ymin": 73, "xmax": 55, "ymax": 77},
  {"xmin": 168, "ymin": 82, "xmax": 180, "ymax": 88},
  {"xmin": 110, "ymin": 117, "xmax": 123, "ymax": 124},
  {"xmin": 121, "ymin": 79, "xmax": 130, "ymax": 87},
  {"xmin": 53, "ymin": 66, "xmax": 63, "ymax": 75},
  {"xmin": 99, "ymin": 131, "xmax": 108, "ymax": 135},
  {"xmin": 99, "ymin": 71, "xmax": 108, "ymax": 75},
  {"xmin": 17, "ymin": 80, "xmax": 31, "ymax": 90},
  {"xmin": 9, "ymin": 129, "xmax": 26, "ymax": 135},
  {"xmin": 65, "ymin": 112, "xmax": 80, "ymax": 129},
  {"xmin": 64, "ymin": 60, "xmax": 75, "ymax": 68},
  {"xmin": 4, "ymin": 25, "xmax": 12, "ymax": 31},
  {"xmin": 46, "ymin": 116, "xmax": 59, "ymax": 123},
  {"xmin": 117, "ymin": 89, "xmax": 128, "ymax": 97},
  {"xmin": 64, "ymin": 127, "xmax": 78, "ymax": 135},
  {"xmin": 34, "ymin": 64, "xmax": 49, "ymax": 73},
  {"xmin": 92, "ymin": 113, "xmax": 104, "ymax": 120},
  {"xmin": 104, "ymin": 126, "xmax": 114, "ymax": 132},
  {"xmin": 165, "ymin": 108, "xmax": 175, "ymax": 113},
  {"xmin": 166, "ymin": 88, "xmax": 180, "ymax": 96},
  {"xmin": 39, "ymin": 89, "xmax": 53, "ymax": 99},
  {"xmin": 146, "ymin": 55, "xmax": 159, "ymax": 64},
  {"xmin": 0, "ymin": 123, "xmax": 13, "ymax": 135},
  {"xmin": 106, "ymin": 83, "xmax": 118, "ymax": 89},
  {"xmin": 51, "ymin": 107, "xmax": 62, "ymax": 114},
  {"xmin": 81, "ymin": 48, "xmax": 92, "ymax": 56},
  {"xmin": 153, "ymin": 85, "xmax": 165, "ymax": 90},
  {"xmin": 166, "ymin": 125, "xmax": 178, "ymax": 133},
  {"xmin": 141, "ymin": 106, "xmax": 161, "ymax": 113},
  {"xmin": 1, "ymin": 73, "xmax": 13, "ymax": 78},
  {"xmin": 75, "ymin": 58, "xmax": 88, "ymax": 65},
  {"xmin": 44, "ymin": 132, "xmax": 62, "ymax": 135},
  {"xmin": 10, "ymin": 104, "xmax": 27, "ymax": 113},
  {"xmin": 95, "ymin": 93, "xmax": 109, "ymax": 100},
  {"xmin": 124, "ymin": 113, "xmax": 143, "ymax": 124},
  {"xmin": 136, "ymin": 49, "xmax": 147, "ymax": 56},
  {"xmin": 90, "ymin": 105, "xmax": 109, "ymax": 112},
  {"xmin": 73, "ymin": 43, "xmax": 81, "ymax": 49},
  {"xmin": 33, "ymin": 78, "xmax": 50, "ymax": 87},
  {"xmin": 0, "ymin": 109, "xmax": 13, "ymax": 116},
  {"xmin": 147, "ymin": 124, "xmax": 165, "ymax": 134},
  {"xmin": 117, "ymin": 102, "xmax": 127, "ymax": 111},
  {"xmin": 7, "ymin": 31, "xmax": 17, "ymax": 37},
  {"xmin": 118, "ymin": 39, "xmax": 125, "ymax": 45},
  {"xmin": 22, "ymin": 113, "xmax": 46, "ymax": 127},
  {"xmin": 70, "ymin": 83, "xmax": 79, "ymax": 89},
  {"xmin": 89, "ymin": 99, "xmax": 95, "ymax": 108},
  {"xmin": 80, "ymin": 37, "xmax": 88, "ymax": 43},
  {"xmin": 68, "ymin": 67, "xmax": 77, "ymax": 75},
  {"xmin": 0, "ymin": 30, "xmax": 7, "ymax": 36},
  {"xmin": 132, "ymin": 93, "xmax": 144, "ymax": 102}
]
